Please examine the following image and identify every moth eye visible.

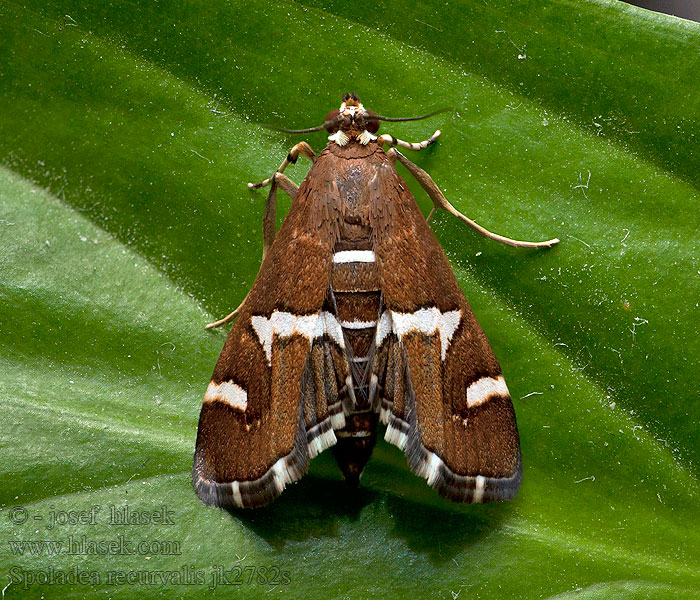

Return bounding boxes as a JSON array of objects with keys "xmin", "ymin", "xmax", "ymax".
[
  {"xmin": 365, "ymin": 110, "xmax": 380, "ymax": 134},
  {"xmin": 324, "ymin": 110, "xmax": 341, "ymax": 133}
]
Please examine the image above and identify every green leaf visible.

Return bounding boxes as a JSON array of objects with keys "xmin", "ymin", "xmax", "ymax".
[{"xmin": 1, "ymin": 1, "xmax": 698, "ymax": 598}]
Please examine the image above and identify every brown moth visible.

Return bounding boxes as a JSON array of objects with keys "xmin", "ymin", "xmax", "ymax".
[{"xmin": 193, "ymin": 93, "xmax": 559, "ymax": 508}]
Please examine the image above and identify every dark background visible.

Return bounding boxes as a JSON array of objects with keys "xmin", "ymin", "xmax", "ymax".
[{"xmin": 625, "ymin": 0, "xmax": 700, "ymax": 21}]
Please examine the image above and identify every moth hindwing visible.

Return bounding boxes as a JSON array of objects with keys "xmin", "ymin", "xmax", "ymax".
[{"xmin": 193, "ymin": 93, "xmax": 558, "ymax": 508}]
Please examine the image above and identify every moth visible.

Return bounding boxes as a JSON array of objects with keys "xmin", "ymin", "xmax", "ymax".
[{"xmin": 193, "ymin": 93, "xmax": 558, "ymax": 508}]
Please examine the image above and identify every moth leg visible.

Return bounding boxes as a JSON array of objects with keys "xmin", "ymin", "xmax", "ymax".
[
  {"xmin": 248, "ymin": 141, "xmax": 316, "ymax": 189},
  {"xmin": 205, "ymin": 173, "xmax": 297, "ymax": 330},
  {"xmin": 205, "ymin": 294, "xmax": 252, "ymax": 330},
  {"xmin": 389, "ymin": 149, "xmax": 560, "ymax": 249},
  {"xmin": 379, "ymin": 130, "xmax": 441, "ymax": 152}
]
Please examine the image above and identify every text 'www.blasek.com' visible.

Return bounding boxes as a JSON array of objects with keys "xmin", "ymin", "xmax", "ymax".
[{"xmin": 8, "ymin": 535, "xmax": 182, "ymax": 556}]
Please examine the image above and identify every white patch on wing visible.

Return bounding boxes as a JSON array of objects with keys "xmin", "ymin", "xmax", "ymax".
[
  {"xmin": 332, "ymin": 250, "xmax": 376, "ymax": 263},
  {"xmin": 231, "ymin": 481, "xmax": 243, "ymax": 506},
  {"xmin": 270, "ymin": 457, "xmax": 291, "ymax": 494},
  {"xmin": 425, "ymin": 453, "xmax": 442, "ymax": 487},
  {"xmin": 320, "ymin": 311, "xmax": 345, "ymax": 348},
  {"xmin": 466, "ymin": 376, "xmax": 509, "ymax": 408},
  {"xmin": 438, "ymin": 310, "xmax": 462, "ymax": 360},
  {"xmin": 375, "ymin": 307, "xmax": 461, "ymax": 359},
  {"xmin": 384, "ymin": 420, "xmax": 408, "ymax": 451},
  {"xmin": 473, "ymin": 475, "xmax": 486, "ymax": 503},
  {"xmin": 340, "ymin": 319, "xmax": 377, "ymax": 329},
  {"xmin": 307, "ymin": 427, "xmax": 337, "ymax": 459},
  {"xmin": 330, "ymin": 411, "xmax": 346, "ymax": 430},
  {"xmin": 375, "ymin": 310, "xmax": 393, "ymax": 347},
  {"xmin": 204, "ymin": 381, "xmax": 248, "ymax": 411},
  {"xmin": 251, "ymin": 311, "xmax": 345, "ymax": 364}
]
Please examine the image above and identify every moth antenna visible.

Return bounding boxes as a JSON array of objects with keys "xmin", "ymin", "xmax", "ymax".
[
  {"xmin": 368, "ymin": 107, "xmax": 452, "ymax": 123},
  {"xmin": 272, "ymin": 117, "xmax": 343, "ymax": 134}
]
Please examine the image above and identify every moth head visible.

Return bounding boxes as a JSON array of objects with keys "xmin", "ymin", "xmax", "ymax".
[
  {"xmin": 275, "ymin": 97, "xmax": 449, "ymax": 140},
  {"xmin": 323, "ymin": 93, "xmax": 380, "ymax": 136}
]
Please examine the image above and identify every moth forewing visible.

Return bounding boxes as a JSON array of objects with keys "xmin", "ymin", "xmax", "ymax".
[{"xmin": 193, "ymin": 94, "xmax": 557, "ymax": 508}]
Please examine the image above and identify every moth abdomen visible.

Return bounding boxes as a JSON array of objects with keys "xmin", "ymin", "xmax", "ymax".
[
  {"xmin": 332, "ymin": 411, "xmax": 379, "ymax": 485},
  {"xmin": 327, "ymin": 200, "xmax": 384, "ymax": 482}
]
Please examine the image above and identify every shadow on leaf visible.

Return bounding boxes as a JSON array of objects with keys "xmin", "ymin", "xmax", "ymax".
[
  {"xmin": 228, "ymin": 475, "xmax": 377, "ymax": 548},
  {"xmin": 230, "ymin": 465, "xmax": 511, "ymax": 564},
  {"xmin": 385, "ymin": 493, "xmax": 512, "ymax": 565}
]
